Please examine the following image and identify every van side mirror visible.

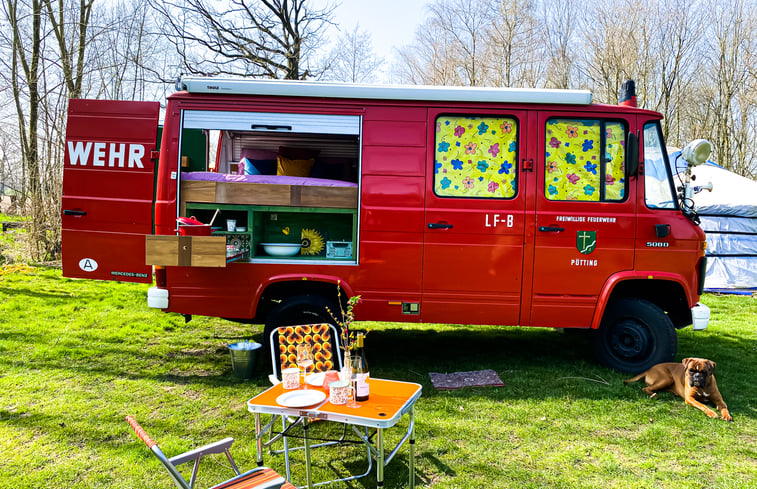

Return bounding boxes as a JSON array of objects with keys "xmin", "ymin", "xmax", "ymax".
[{"xmin": 626, "ymin": 132, "xmax": 639, "ymax": 177}]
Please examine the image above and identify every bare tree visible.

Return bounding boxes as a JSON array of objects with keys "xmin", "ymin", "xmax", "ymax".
[
  {"xmin": 150, "ymin": 0, "xmax": 336, "ymax": 79},
  {"xmin": 0, "ymin": 0, "xmax": 97, "ymax": 260},
  {"xmin": 395, "ymin": 15, "xmax": 461, "ymax": 85},
  {"xmin": 539, "ymin": 0, "xmax": 578, "ymax": 89},
  {"xmin": 649, "ymin": 0, "xmax": 704, "ymax": 142},
  {"xmin": 579, "ymin": 0, "xmax": 654, "ymax": 104},
  {"xmin": 322, "ymin": 24, "xmax": 384, "ymax": 83},
  {"xmin": 2, "ymin": 0, "xmax": 57, "ymax": 258},
  {"xmin": 703, "ymin": 0, "xmax": 756, "ymax": 174},
  {"xmin": 394, "ymin": 0, "xmax": 498, "ymax": 86},
  {"xmin": 0, "ymin": 127, "xmax": 21, "ymax": 210},
  {"xmin": 43, "ymin": 0, "xmax": 93, "ymax": 99},
  {"xmin": 426, "ymin": 0, "xmax": 493, "ymax": 86},
  {"xmin": 4, "ymin": 0, "xmax": 42, "ymax": 218},
  {"xmin": 485, "ymin": 0, "xmax": 541, "ymax": 87},
  {"xmin": 732, "ymin": 90, "xmax": 757, "ymax": 177},
  {"xmin": 88, "ymin": 0, "xmax": 178, "ymax": 101}
]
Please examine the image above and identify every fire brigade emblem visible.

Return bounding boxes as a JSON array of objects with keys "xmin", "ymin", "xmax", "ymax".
[{"xmin": 577, "ymin": 231, "xmax": 597, "ymax": 254}]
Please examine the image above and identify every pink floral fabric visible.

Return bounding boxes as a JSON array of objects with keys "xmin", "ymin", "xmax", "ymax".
[
  {"xmin": 434, "ymin": 116, "xmax": 518, "ymax": 198},
  {"xmin": 545, "ymin": 119, "xmax": 626, "ymax": 201}
]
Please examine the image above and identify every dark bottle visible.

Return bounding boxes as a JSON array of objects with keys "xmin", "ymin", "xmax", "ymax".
[{"xmin": 352, "ymin": 332, "xmax": 370, "ymax": 402}]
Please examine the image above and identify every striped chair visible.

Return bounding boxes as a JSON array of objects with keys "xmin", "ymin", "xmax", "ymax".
[{"xmin": 126, "ymin": 416, "xmax": 294, "ymax": 489}]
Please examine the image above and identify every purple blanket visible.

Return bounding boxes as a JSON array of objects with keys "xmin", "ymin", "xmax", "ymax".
[{"xmin": 182, "ymin": 172, "xmax": 357, "ymax": 188}]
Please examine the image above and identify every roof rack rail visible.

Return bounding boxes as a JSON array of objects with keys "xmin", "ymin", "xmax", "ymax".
[{"xmin": 175, "ymin": 76, "xmax": 593, "ymax": 105}]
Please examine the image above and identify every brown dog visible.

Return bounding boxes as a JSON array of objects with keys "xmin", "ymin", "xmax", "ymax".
[{"xmin": 625, "ymin": 358, "xmax": 732, "ymax": 422}]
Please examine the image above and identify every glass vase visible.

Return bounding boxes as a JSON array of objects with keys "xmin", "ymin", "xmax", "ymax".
[{"xmin": 340, "ymin": 350, "xmax": 353, "ymax": 382}]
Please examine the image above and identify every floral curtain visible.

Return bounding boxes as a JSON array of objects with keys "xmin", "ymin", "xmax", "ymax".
[
  {"xmin": 434, "ymin": 116, "xmax": 518, "ymax": 198},
  {"xmin": 545, "ymin": 119, "xmax": 626, "ymax": 201}
]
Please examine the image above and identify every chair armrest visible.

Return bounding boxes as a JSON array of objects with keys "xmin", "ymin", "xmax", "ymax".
[{"xmin": 169, "ymin": 437, "xmax": 235, "ymax": 466}]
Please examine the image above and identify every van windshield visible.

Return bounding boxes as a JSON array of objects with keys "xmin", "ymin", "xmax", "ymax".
[{"xmin": 643, "ymin": 122, "xmax": 677, "ymax": 209}]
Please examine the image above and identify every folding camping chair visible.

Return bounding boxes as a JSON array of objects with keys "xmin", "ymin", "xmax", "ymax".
[
  {"xmin": 126, "ymin": 415, "xmax": 294, "ymax": 489},
  {"xmin": 268, "ymin": 323, "xmax": 343, "ymax": 381}
]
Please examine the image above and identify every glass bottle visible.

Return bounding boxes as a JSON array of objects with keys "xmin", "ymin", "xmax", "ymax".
[{"xmin": 352, "ymin": 332, "xmax": 370, "ymax": 402}]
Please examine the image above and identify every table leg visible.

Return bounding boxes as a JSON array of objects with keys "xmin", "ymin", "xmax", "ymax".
[
  {"xmin": 282, "ymin": 417, "xmax": 292, "ymax": 481},
  {"xmin": 376, "ymin": 427, "xmax": 384, "ymax": 488},
  {"xmin": 302, "ymin": 417, "xmax": 314, "ymax": 489},
  {"xmin": 409, "ymin": 407, "xmax": 416, "ymax": 489},
  {"xmin": 254, "ymin": 413, "xmax": 263, "ymax": 467}
]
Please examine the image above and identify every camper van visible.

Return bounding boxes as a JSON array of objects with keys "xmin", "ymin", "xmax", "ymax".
[{"xmin": 62, "ymin": 77, "xmax": 710, "ymax": 373}]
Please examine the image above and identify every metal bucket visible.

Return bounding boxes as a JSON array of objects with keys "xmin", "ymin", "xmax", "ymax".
[{"xmin": 229, "ymin": 341, "xmax": 262, "ymax": 380}]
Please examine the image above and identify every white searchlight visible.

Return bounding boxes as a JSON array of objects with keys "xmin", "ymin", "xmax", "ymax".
[
  {"xmin": 681, "ymin": 138, "xmax": 712, "ymax": 167},
  {"xmin": 678, "ymin": 138, "xmax": 713, "ymax": 223}
]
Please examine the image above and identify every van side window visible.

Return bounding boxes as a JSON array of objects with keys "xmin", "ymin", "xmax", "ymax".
[
  {"xmin": 545, "ymin": 119, "xmax": 626, "ymax": 202},
  {"xmin": 434, "ymin": 115, "xmax": 518, "ymax": 199},
  {"xmin": 643, "ymin": 122, "xmax": 677, "ymax": 209}
]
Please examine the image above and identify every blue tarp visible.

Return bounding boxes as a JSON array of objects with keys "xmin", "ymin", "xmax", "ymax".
[{"xmin": 668, "ymin": 151, "xmax": 757, "ymax": 289}]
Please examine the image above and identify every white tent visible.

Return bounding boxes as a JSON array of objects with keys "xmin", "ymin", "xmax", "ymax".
[{"xmin": 668, "ymin": 151, "xmax": 757, "ymax": 290}]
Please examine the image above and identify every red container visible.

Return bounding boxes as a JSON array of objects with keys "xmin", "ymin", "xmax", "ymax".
[{"xmin": 177, "ymin": 217, "xmax": 212, "ymax": 236}]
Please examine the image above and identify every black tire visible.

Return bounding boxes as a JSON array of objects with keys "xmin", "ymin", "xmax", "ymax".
[
  {"xmin": 593, "ymin": 298, "xmax": 677, "ymax": 374},
  {"xmin": 263, "ymin": 294, "xmax": 341, "ymax": 375}
]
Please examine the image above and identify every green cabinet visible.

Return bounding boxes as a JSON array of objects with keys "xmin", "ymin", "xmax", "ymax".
[{"xmin": 184, "ymin": 203, "xmax": 357, "ymax": 262}]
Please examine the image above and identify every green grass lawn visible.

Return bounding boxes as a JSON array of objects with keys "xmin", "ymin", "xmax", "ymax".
[{"xmin": 1, "ymin": 266, "xmax": 755, "ymax": 488}]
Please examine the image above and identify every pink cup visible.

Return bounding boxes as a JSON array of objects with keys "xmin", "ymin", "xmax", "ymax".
[{"xmin": 322, "ymin": 370, "xmax": 340, "ymax": 392}]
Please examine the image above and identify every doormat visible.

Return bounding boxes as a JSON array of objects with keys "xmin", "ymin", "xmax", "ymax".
[{"xmin": 429, "ymin": 369, "xmax": 504, "ymax": 390}]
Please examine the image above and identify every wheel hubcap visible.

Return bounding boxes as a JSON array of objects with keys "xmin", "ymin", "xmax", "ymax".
[{"xmin": 609, "ymin": 319, "xmax": 650, "ymax": 359}]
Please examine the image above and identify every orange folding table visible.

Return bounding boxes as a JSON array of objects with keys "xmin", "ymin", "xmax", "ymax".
[{"xmin": 246, "ymin": 378, "xmax": 421, "ymax": 489}]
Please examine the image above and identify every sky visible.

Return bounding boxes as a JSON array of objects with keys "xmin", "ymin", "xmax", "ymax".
[{"xmin": 317, "ymin": 0, "xmax": 431, "ymax": 80}]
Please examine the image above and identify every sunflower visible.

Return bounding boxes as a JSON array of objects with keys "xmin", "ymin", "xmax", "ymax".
[{"xmin": 300, "ymin": 228, "xmax": 325, "ymax": 255}]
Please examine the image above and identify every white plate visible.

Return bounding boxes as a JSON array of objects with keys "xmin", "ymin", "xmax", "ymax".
[
  {"xmin": 276, "ymin": 390, "xmax": 326, "ymax": 408},
  {"xmin": 305, "ymin": 372, "xmax": 325, "ymax": 387}
]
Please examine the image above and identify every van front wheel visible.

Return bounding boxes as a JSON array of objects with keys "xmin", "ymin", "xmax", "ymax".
[{"xmin": 593, "ymin": 298, "xmax": 677, "ymax": 374}]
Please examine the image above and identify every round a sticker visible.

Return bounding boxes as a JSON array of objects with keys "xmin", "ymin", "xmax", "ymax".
[{"xmin": 78, "ymin": 258, "xmax": 99, "ymax": 272}]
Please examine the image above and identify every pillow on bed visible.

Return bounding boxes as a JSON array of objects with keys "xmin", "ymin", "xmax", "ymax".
[
  {"xmin": 277, "ymin": 156, "xmax": 315, "ymax": 177},
  {"xmin": 241, "ymin": 157, "xmax": 277, "ymax": 175}
]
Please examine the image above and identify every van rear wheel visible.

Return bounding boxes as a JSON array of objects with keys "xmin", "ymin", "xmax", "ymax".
[{"xmin": 593, "ymin": 298, "xmax": 676, "ymax": 374}]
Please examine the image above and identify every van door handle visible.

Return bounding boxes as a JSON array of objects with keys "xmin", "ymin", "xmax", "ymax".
[
  {"xmin": 538, "ymin": 225, "xmax": 564, "ymax": 232},
  {"xmin": 63, "ymin": 210, "xmax": 87, "ymax": 216},
  {"xmin": 428, "ymin": 222, "xmax": 453, "ymax": 229}
]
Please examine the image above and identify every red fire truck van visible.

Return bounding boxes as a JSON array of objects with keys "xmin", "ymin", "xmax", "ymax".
[{"xmin": 62, "ymin": 77, "xmax": 711, "ymax": 373}]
